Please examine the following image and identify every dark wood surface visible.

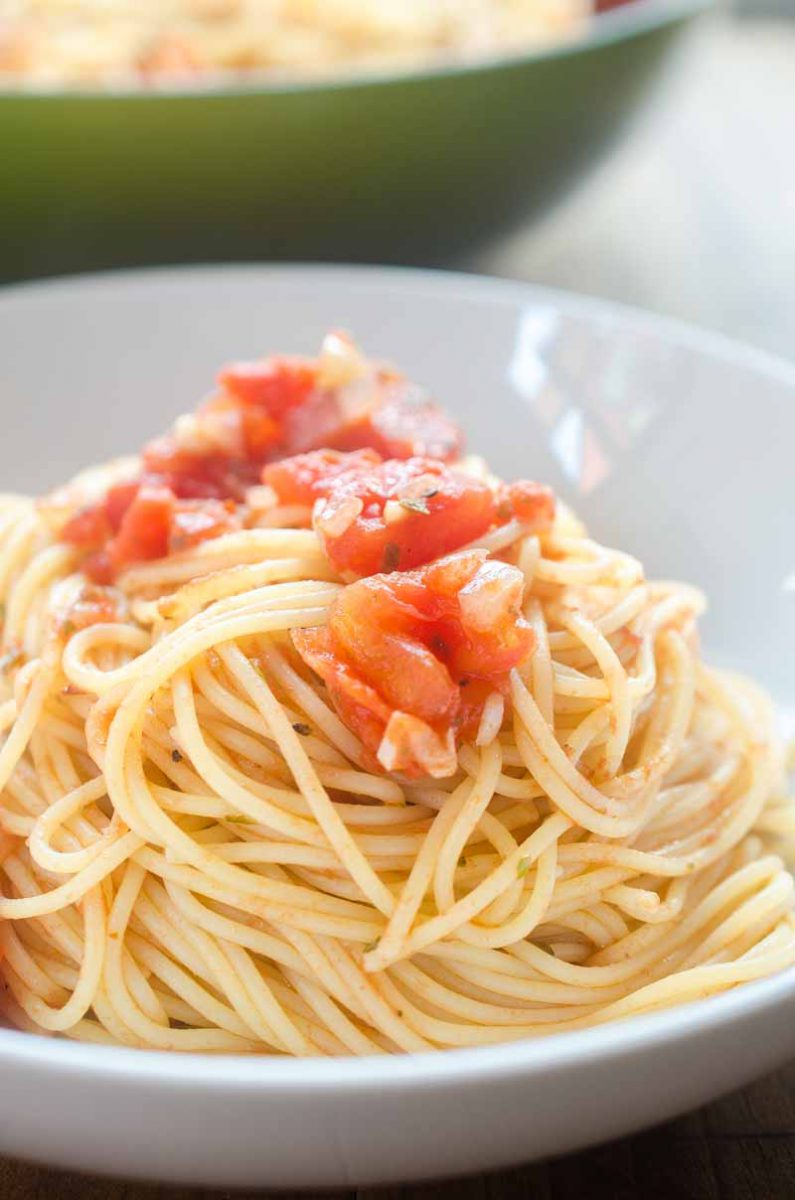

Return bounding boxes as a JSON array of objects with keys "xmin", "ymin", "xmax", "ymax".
[{"xmin": 2, "ymin": 1061, "xmax": 794, "ymax": 1199}]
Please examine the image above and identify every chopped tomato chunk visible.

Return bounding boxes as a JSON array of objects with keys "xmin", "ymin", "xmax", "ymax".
[
  {"xmin": 105, "ymin": 481, "xmax": 140, "ymax": 532},
  {"xmin": 341, "ymin": 381, "xmax": 464, "ymax": 462},
  {"xmin": 501, "ymin": 480, "xmax": 557, "ymax": 528},
  {"xmin": 168, "ymin": 498, "xmax": 239, "ymax": 553},
  {"xmin": 300, "ymin": 379, "xmax": 464, "ymax": 463},
  {"xmin": 137, "ymin": 344, "xmax": 462, "ymax": 506},
  {"xmin": 142, "ymin": 434, "xmax": 256, "ymax": 500},
  {"xmin": 59, "ymin": 584, "xmax": 125, "ymax": 633},
  {"xmin": 61, "ymin": 503, "xmax": 111, "ymax": 548},
  {"xmin": 293, "ymin": 550, "xmax": 534, "ymax": 777},
  {"xmin": 265, "ymin": 450, "xmax": 555, "ymax": 578},
  {"xmin": 82, "ymin": 551, "xmax": 114, "ymax": 586},
  {"xmin": 62, "ymin": 335, "xmax": 464, "ymax": 577},
  {"xmin": 262, "ymin": 448, "xmax": 380, "ymax": 509},
  {"xmin": 56, "ymin": 334, "xmax": 554, "ymax": 589},
  {"xmin": 239, "ymin": 405, "xmax": 282, "ymax": 460},
  {"xmin": 62, "ymin": 483, "xmax": 240, "ymax": 582},
  {"xmin": 111, "ymin": 485, "xmax": 173, "ymax": 566},
  {"xmin": 219, "ymin": 359, "xmax": 317, "ymax": 417}
]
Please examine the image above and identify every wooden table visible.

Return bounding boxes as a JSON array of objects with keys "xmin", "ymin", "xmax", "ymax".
[{"xmin": 2, "ymin": 11, "xmax": 793, "ymax": 1199}]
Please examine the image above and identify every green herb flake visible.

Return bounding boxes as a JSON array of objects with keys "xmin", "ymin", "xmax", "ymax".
[
  {"xmin": 292, "ymin": 722, "xmax": 311, "ymax": 736},
  {"xmin": 398, "ymin": 496, "xmax": 430, "ymax": 516},
  {"xmin": 517, "ymin": 857, "xmax": 530, "ymax": 878},
  {"xmin": 171, "ymin": 749, "xmax": 184, "ymax": 763},
  {"xmin": 382, "ymin": 542, "xmax": 401, "ymax": 572}
]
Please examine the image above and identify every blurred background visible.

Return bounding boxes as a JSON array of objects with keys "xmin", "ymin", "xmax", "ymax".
[
  {"xmin": 468, "ymin": 1, "xmax": 794, "ymax": 358},
  {"xmin": 1, "ymin": 0, "xmax": 792, "ymax": 357}
]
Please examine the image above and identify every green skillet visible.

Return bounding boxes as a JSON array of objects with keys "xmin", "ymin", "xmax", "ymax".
[{"xmin": 0, "ymin": 0, "xmax": 710, "ymax": 280}]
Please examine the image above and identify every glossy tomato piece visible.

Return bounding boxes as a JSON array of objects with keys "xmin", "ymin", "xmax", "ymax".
[
  {"xmin": 60, "ymin": 503, "xmax": 111, "ymax": 548},
  {"xmin": 499, "ymin": 480, "xmax": 556, "ymax": 529},
  {"xmin": 356, "ymin": 382, "xmax": 464, "ymax": 462},
  {"xmin": 293, "ymin": 550, "xmax": 534, "ymax": 776},
  {"xmin": 169, "ymin": 498, "xmax": 240, "ymax": 553},
  {"xmin": 110, "ymin": 485, "xmax": 173, "ymax": 567},
  {"xmin": 82, "ymin": 551, "xmax": 115, "ymax": 585},
  {"xmin": 327, "ymin": 573, "xmax": 461, "ymax": 723},
  {"xmin": 218, "ymin": 359, "xmax": 317, "ymax": 417},
  {"xmin": 323, "ymin": 460, "xmax": 495, "ymax": 577},
  {"xmin": 275, "ymin": 372, "xmax": 463, "ymax": 464},
  {"xmin": 292, "ymin": 624, "xmax": 392, "ymax": 769},
  {"xmin": 262, "ymin": 448, "xmax": 381, "ymax": 509},
  {"xmin": 266, "ymin": 451, "xmax": 496, "ymax": 577},
  {"xmin": 104, "ymin": 481, "xmax": 140, "ymax": 532}
]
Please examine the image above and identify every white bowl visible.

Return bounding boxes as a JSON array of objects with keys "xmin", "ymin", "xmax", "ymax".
[{"xmin": 0, "ymin": 265, "xmax": 793, "ymax": 1188}]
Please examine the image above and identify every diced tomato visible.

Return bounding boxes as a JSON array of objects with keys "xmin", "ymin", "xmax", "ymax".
[
  {"xmin": 265, "ymin": 450, "xmax": 554, "ymax": 579},
  {"xmin": 56, "ymin": 336, "xmax": 550, "ymax": 590},
  {"xmin": 169, "ymin": 498, "xmax": 239, "ymax": 554},
  {"xmin": 262, "ymin": 448, "xmax": 380, "ymax": 509},
  {"xmin": 60, "ymin": 584, "xmax": 125, "ymax": 632},
  {"xmin": 239, "ymin": 406, "xmax": 282, "ymax": 459},
  {"xmin": 265, "ymin": 451, "xmax": 495, "ymax": 577},
  {"xmin": 282, "ymin": 377, "xmax": 463, "ymax": 464},
  {"xmin": 61, "ymin": 503, "xmax": 111, "ymax": 548},
  {"xmin": 142, "ymin": 434, "xmax": 244, "ymax": 500},
  {"xmin": 143, "ymin": 434, "xmax": 211, "ymax": 489},
  {"xmin": 500, "ymin": 480, "xmax": 556, "ymax": 528},
  {"xmin": 61, "ymin": 474, "xmax": 243, "ymax": 581},
  {"xmin": 325, "ymin": 459, "xmax": 496, "ymax": 577},
  {"xmin": 105, "ymin": 481, "xmax": 140, "ymax": 532},
  {"xmin": 110, "ymin": 485, "xmax": 173, "ymax": 567},
  {"xmin": 292, "ymin": 625, "xmax": 393, "ymax": 760},
  {"xmin": 83, "ymin": 551, "xmax": 115, "ymax": 585},
  {"xmin": 293, "ymin": 550, "xmax": 534, "ymax": 777},
  {"xmin": 111, "ymin": 341, "xmax": 463, "ymax": 522},
  {"xmin": 219, "ymin": 359, "xmax": 317, "ymax": 417},
  {"xmin": 332, "ymin": 381, "xmax": 464, "ymax": 462}
]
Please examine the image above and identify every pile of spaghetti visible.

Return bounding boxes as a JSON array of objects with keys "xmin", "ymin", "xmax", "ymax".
[
  {"xmin": 0, "ymin": 332, "xmax": 792, "ymax": 1056},
  {"xmin": 0, "ymin": 0, "xmax": 590, "ymax": 88}
]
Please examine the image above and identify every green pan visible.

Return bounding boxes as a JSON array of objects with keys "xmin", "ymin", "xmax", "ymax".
[{"xmin": 1, "ymin": 0, "xmax": 710, "ymax": 280}]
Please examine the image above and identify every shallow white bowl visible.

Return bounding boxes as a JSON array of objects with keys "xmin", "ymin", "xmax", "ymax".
[{"xmin": 0, "ymin": 265, "xmax": 793, "ymax": 1188}]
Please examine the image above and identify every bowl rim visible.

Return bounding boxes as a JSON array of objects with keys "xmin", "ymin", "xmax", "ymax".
[
  {"xmin": 0, "ymin": 259, "xmax": 793, "ymax": 1094},
  {"xmin": 2, "ymin": 970, "xmax": 794, "ymax": 1092},
  {"xmin": 0, "ymin": 0, "xmax": 711, "ymax": 103},
  {"xmin": 3, "ymin": 259, "xmax": 794, "ymax": 389}
]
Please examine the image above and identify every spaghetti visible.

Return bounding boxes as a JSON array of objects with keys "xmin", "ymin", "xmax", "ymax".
[
  {"xmin": 0, "ymin": 1, "xmax": 591, "ymax": 89},
  {"xmin": 0, "ymin": 332, "xmax": 792, "ymax": 1056}
]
